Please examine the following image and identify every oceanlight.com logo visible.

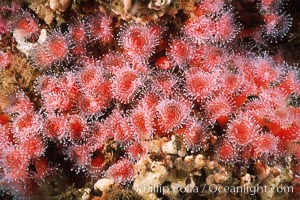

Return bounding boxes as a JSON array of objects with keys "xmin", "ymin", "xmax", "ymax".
[
  {"xmin": 207, "ymin": 184, "xmax": 293, "ymax": 196},
  {"xmin": 136, "ymin": 183, "xmax": 294, "ymax": 196}
]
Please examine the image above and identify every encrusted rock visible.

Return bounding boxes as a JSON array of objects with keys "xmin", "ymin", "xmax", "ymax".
[
  {"xmin": 240, "ymin": 173, "xmax": 252, "ymax": 187},
  {"xmin": 94, "ymin": 178, "xmax": 114, "ymax": 192},
  {"xmin": 214, "ymin": 168, "xmax": 229, "ymax": 184},
  {"xmin": 14, "ymin": 29, "xmax": 47, "ymax": 57},
  {"xmin": 81, "ymin": 188, "xmax": 91, "ymax": 200},
  {"xmin": 162, "ymin": 135, "xmax": 178, "ymax": 155},
  {"xmin": 49, "ymin": 0, "xmax": 71, "ymax": 12},
  {"xmin": 144, "ymin": 139, "xmax": 162, "ymax": 153},
  {"xmin": 206, "ymin": 174, "xmax": 215, "ymax": 185},
  {"xmin": 194, "ymin": 154, "xmax": 206, "ymax": 169},
  {"xmin": 185, "ymin": 175, "xmax": 196, "ymax": 193},
  {"xmin": 207, "ymin": 160, "xmax": 218, "ymax": 170},
  {"xmin": 133, "ymin": 157, "xmax": 168, "ymax": 197},
  {"xmin": 148, "ymin": 0, "xmax": 171, "ymax": 11}
]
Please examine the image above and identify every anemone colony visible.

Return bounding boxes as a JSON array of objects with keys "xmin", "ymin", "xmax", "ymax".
[{"xmin": 0, "ymin": 0, "xmax": 300, "ymax": 199}]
